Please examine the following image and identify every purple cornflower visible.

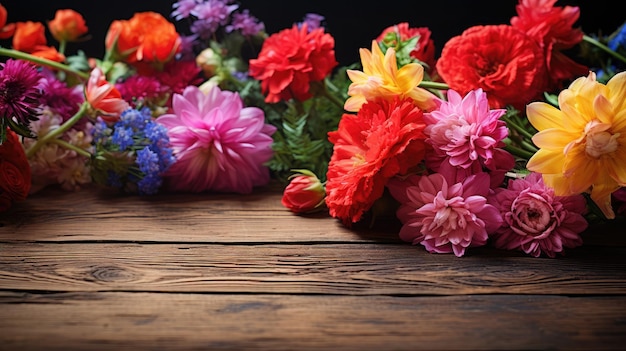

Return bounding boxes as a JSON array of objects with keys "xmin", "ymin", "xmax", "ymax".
[
  {"xmin": 299, "ymin": 13, "xmax": 325, "ymax": 32},
  {"xmin": 190, "ymin": 0, "xmax": 238, "ymax": 38},
  {"xmin": 226, "ymin": 10, "xmax": 265, "ymax": 36},
  {"xmin": 172, "ymin": 0, "xmax": 199, "ymax": 21},
  {"xmin": 0, "ymin": 59, "xmax": 43, "ymax": 130}
]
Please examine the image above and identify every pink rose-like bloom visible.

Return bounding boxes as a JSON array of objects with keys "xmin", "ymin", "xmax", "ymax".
[
  {"xmin": 489, "ymin": 172, "xmax": 587, "ymax": 258},
  {"xmin": 281, "ymin": 169, "xmax": 326, "ymax": 213},
  {"xmin": 156, "ymin": 84, "xmax": 276, "ymax": 193},
  {"xmin": 424, "ymin": 89, "xmax": 515, "ymax": 188},
  {"xmin": 388, "ymin": 172, "xmax": 502, "ymax": 257}
]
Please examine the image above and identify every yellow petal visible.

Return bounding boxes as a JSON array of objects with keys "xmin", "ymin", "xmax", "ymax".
[
  {"xmin": 531, "ymin": 129, "xmax": 576, "ymax": 150},
  {"xmin": 526, "ymin": 149, "xmax": 565, "ymax": 174},
  {"xmin": 607, "ymin": 71, "xmax": 626, "ymax": 113},
  {"xmin": 526, "ymin": 102, "xmax": 564, "ymax": 131}
]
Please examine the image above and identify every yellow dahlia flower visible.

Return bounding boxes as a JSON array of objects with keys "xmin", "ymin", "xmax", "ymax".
[
  {"xmin": 526, "ymin": 71, "xmax": 626, "ymax": 219},
  {"xmin": 344, "ymin": 40, "xmax": 437, "ymax": 113}
]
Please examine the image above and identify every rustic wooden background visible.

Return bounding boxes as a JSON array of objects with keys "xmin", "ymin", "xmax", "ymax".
[{"xmin": 1, "ymin": 185, "xmax": 625, "ymax": 350}]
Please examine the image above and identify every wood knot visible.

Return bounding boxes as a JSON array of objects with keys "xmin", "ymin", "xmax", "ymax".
[{"xmin": 90, "ymin": 265, "xmax": 137, "ymax": 282}]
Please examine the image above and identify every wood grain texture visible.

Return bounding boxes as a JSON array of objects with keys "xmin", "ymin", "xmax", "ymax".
[
  {"xmin": 1, "ymin": 292, "xmax": 625, "ymax": 351},
  {"xmin": 0, "ymin": 186, "xmax": 400, "ymax": 243},
  {"xmin": 1, "ymin": 243, "xmax": 626, "ymax": 295}
]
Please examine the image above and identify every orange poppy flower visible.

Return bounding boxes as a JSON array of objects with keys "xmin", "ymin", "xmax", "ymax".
[
  {"xmin": 48, "ymin": 9, "xmax": 88, "ymax": 42},
  {"xmin": 105, "ymin": 12, "xmax": 180, "ymax": 65},
  {"xmin": 12, "ymin": 21, "xmax": 46, "ymax": 53}
]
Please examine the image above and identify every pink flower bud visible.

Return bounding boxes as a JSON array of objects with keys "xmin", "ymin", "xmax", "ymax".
[{"xmin": 281, "ymin": 170, "xmax": 326, "ymax": 214}]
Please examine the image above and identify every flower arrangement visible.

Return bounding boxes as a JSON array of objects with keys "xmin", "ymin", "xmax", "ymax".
[{"xmin": 0, "ymin": 0, "xmax": 625, "ymax": 258}]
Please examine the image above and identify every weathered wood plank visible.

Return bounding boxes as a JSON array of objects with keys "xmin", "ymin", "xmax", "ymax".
[
  {"xmin": 0, "ymin": 186, "xmax": 401, "ymax": 243},
  {"xmin": 1, "ymin": 187, "xmax": 623, "ymax": 245},
  {"xmin": 1, "ymin": 291, "xmax": 625, "ymax": 351},
  {"xmin": 2, "ymin": 243, "xmax": 625, "ymax": 295}
]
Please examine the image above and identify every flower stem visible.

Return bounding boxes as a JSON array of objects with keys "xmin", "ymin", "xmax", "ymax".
[
  {"xmin": 504, "ymin": 142, "xmax": 536, "ymax": 160},
  {"xmin": 418, "ymin": 81, "xmax": 449, "ymax": 90},
  {"xmin": 51, "ymin": 139, "xmax": 92, "ymax": 158},
  {"xmin": 0, "ymin": 47, "xmax": 89, "ymax": 80},
  {"xmin": 26, "ymin": 102, "xmax": 90, "ymax": 158},
  {"xmin": 583, "ymin": 34, "xmax": 626, "ymax": 65}
]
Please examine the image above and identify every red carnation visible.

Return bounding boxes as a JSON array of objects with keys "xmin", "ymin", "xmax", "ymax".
[
  {"xmin": 0, "ymin": 129, "xmax": 31, "ymax": 212},
  {"xmin": 249, "ymin": 23, "xmax": 338, "ymax": 103},
  {"xmin": 325, "ymin": 97, "xmax": 427, "ymax": 226},
  {"xmin": 511, "ymin": 0, "xmax": 588, "ymax": 90},
  {"xmin": 436, "ymin": 25, "xmax": 546, "ymax": 110}
]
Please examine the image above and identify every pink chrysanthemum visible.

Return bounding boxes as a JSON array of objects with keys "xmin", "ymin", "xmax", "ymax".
[
  {"xmin": 38, "ymin": 72, "xmax": 83, "ymax": 121},
  {"xmin": 489, "ymin": 172, "xmax": 587, "ymax": 258},
  {"xmin": 387, "ymin": 172, "xmax": 502, "ymax": 257},
  {"xmin": 423, "ymin": 89, "xmax": 515, "ymax": 188},
  {"xmin": 156, "ymin": 84, "xmax": 276, "ymax": 193},
  {"xmin": 0, "ymin": 59, "xmax": 42, "ymax": 126}
]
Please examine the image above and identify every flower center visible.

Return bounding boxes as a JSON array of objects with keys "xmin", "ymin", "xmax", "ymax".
[{"xmin": 585, "ymin": 121, "xmax": 620, "ymax": 158}]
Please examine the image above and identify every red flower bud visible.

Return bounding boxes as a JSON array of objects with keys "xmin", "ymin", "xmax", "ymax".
[{"xmin": 281, "ymin": 170, "xmax": 326, "ymax": 214}]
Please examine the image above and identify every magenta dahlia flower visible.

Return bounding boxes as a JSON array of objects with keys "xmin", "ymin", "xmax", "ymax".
[
  {"xmin": 387, "ymin": 172, "xmax": 502, "ymax": 257},
  {"xmin": 156, "ymin": 84, "xmax": 276, "ymax": 193},
  {"xmin": 489, "ymin": 172, "xmax": 587, "ymax": 258},
  {"xmin": 0, "ymin": 59, "xmax": 42, "ymax": 128},
  {"xmin": 423, "ymin": 89, "xmax": 515, "ymax": 187}
]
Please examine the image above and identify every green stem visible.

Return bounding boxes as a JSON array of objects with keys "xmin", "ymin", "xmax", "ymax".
[
  {"xmin": 583, "ymin": 34, "xmax": 626, "ymax": 65},
  {"xmin": 504, "ymin": 143, "xmax": 536, "ymax": 160},
  {"xmin": 418, "ymin": 81, "xmax": 449, "ymax": 90},
  {"xmin": 26, "ymin": 102, "xmax": 90, "ymax": 158},
  {"xmin": 503, "ymin": 115, "xmax": 536, "ymax": 140},
  {"xmin": 319, "ymin": 79, "xmax": 346, "ymax": 110},
  {"xmin": 51, "ymin": 139, "xmax": 92, "ymax": 158},
  {"xmin": 58, "ymin": 40, "xmax": 67, "ymax": 56},
  {"xmin": 0, "ymin": 47, "xmax": 89, "ymax": 80}
]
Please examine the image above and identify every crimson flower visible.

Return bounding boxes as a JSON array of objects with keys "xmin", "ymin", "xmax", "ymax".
[
  {"xmin": 0, "ymin": 128, "xmax": 31, "ymax": 212},
  {"xmin": 436, "ymin": 25, "xmax": 546, "ymax": 110},
  {"xmin": 511, "ymin": 0, "xmax": 588, "ymax": 91},
  {"xmin": 249, "ymin": 23, "xmax": 338, "ymax": 103},
  {"xmin": 325, "ymin": 97, "xmax": 427, "ymax": 226},
  {"xmin": 0, "ymin": 59, "xmax": 42, "ymax": 139}
]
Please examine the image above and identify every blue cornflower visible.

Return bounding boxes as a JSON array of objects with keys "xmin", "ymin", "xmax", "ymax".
[
  {"xmin": 119, "ymin": 107, "xmax": 151, "ymax": 130},
  {"xmin": 92, "ymin": 118, "xmax": 111, "ymax": 143},
  {"xmin": 608, "ymin": 23, "xmax": 626, "ymax": 51},
  {"xmin": 111, "ymin": 125, "xmax": 134, "ymax": 150}
]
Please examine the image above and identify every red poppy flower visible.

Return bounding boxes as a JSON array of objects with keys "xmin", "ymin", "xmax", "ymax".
[
  {"xmin": 0, "ymin": 4, "xmax": 16, "ymax": 39},
  {"xmin": 325, "ymin": 97, "xmax": 427, "ymax": 226},
  {"xmin": 436, "ymin": 25, "xmax": 546, "ymax": 110},
  {"xmin": 12, "ymin": 21, "xmax": 46, "ymax": 53},
  {"xmin": 511, "ymin": 0, "xmax": 588, "ymax": 90},
  {"xmin": 249, "ymin": 23, "xmax": 338, "ymax": 103}
]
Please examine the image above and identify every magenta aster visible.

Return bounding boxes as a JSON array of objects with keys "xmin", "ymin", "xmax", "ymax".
[
  {"xmin": 156, "ymin": 84, "xmax": 276, "ymax": 193},
  {"xmin": 0, "ymin": 59, "xmax": 43, "ymax": 137},
  {"xmin": 489, "ymin": 172, "xmax": 588, "ymax": 258},
  {"xmin": 388, "ymin": 172, "xmax": 502, "ymax": 257},
  {"xmin": 423, "ymin": 88, "xmax": 515, "ymax": 187}
]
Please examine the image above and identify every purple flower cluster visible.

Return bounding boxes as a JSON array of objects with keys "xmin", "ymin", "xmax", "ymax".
[
  {"xmin": 171, "ymin": 0, "xmax": 264, "ymax": 41},
  {"xmin": 92, "ymin": 107, "xmax": 175, "ymax": 195}
]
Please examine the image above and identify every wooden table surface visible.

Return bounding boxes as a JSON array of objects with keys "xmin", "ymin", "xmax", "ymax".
[{"xmin": 1, "ymin": 184, "xmax": 625, "ymax": 351}]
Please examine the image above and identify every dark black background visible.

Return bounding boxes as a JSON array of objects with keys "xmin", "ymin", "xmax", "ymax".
[{"xmin": 3, "ymin": 0, "xmax": 623, "ymax": 66}]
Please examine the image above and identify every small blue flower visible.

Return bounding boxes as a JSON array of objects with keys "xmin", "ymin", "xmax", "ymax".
[
  {"xmin": 608, "ymin": 23, "xmax": 626, "ymax": 51},
  {"xmin": 111, "ymin": 125, "xmax": 134, "ymax": 150}
]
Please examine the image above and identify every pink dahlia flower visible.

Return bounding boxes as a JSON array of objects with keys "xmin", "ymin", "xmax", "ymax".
[
  {"xmin": 424, "ymin": 89, "xmax": 515, "ymax": 188},
  {"xmin": 156, "ymin": 84, "xmax": 276, "ymax": 193},
  {"xmin": 489, "ymin": 172, "xmax": 587, "ymax": 258},
  {"xmin": 388, "ymin": 172, "xmax": 502, "ymax": 257}
]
